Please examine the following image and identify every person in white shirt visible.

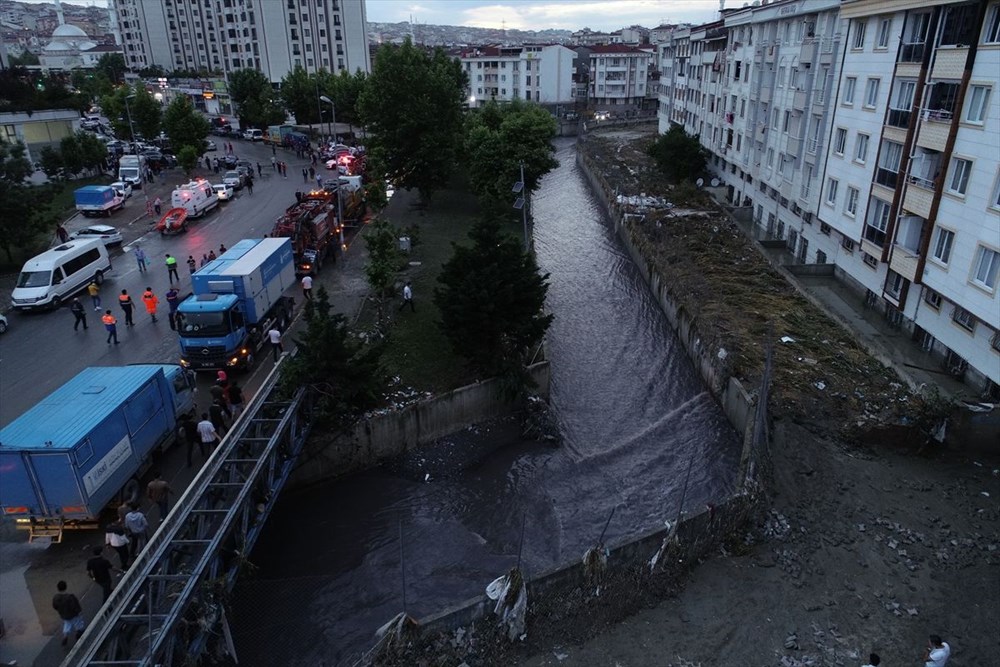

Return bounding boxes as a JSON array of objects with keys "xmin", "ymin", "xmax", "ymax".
[
  {"xmin": 123, "ymin": 504, "xmax": 149, "ymax": 560},
  {"xmin": 399, "ymin": 280, "xmax": 414, "ymax": 312},
  {"xmin": 196, "ymin": 413, "xmax": 220, "ymax": 459},
  {"xmin": 268, "ymin": 327, "xmax": 283, "ymax": 362},
  {"xmin": 924, "ymin": 634, "xmax": 951, "ymax": 667},
  {"xmin": 301, "ymin": 274, "xmax": 313, "ymax": 300}
]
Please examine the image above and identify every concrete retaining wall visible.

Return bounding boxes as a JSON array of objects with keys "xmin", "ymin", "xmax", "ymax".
[{"xmin": 287, "ymin": 362, "xmax": 550, "ymax": 488}]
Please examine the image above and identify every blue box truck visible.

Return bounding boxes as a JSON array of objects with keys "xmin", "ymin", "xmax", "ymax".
[
  {"xmin": 0, "ymin": 364, "xmax": 196, "ymax": 542},
  {"xmin": 176, "ymin": 238, "xmax": 296, "ymax": 371},
  {"xmin": 74, "ymin": 185, "xmax": 125, "ymax": 217}
]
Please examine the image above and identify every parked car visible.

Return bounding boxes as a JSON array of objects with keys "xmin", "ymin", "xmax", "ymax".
[
  {"xmin": 68, "ymin": 224, "xmax": 123, "ymax": 247},
  {"xmin": 213, "ymin": 183, "xmax": 234, "ymax": 201},
  {"xmin": 222, "ymin": 170, "xmax": 244, "ymax": 190},
  {"xmin": 204, "ymin": 139, "xmax": 217, "ymax": 152},
  {"xmin": 110, "ymin": 180, "xmax": 133, "ymax": 199},
  {"xmin": 0, "ymin": 313, "xmax": 8, "ymax": 334},
  {"xmin": 242, "ymin": 129, "xmax": 263, "ymax": 141},
  {"xmin": 221, "ymin": 154, "xmax": 239, "ymax": 168}
]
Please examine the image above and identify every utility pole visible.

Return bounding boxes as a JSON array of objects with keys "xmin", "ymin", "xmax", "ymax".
[{"xmin": 512, "ymin": 162, "xmax": 529, "ymax": 250}]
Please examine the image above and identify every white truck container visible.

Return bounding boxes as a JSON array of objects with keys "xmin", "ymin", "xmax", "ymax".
[
  {"xmin": 171, "ymin": 179, "xmax": 220, "ymax": 219},
  {"xmin": 118, "ymin": 154, "xmax": 147, "ymax": 188}
]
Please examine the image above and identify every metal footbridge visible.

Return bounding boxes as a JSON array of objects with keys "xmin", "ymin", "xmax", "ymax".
[{"xmin": 62, "ymin": 359, "xmax": 313, "ymax": 666}]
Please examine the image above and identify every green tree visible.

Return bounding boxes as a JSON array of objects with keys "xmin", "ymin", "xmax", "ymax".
[
  {"xmin": 101, "ymin": 84, "xmax": 160, "ymax": 142},
  {"xmin": 648, "ymin": 125, "xmax": 708, "ymax": 184},
  {"xmin": 94, "ymin": 53, "xmax": 127, "ymax": 84},
  {"xmin": 433, "ymin": 218, "xmax": 553, "ymax": 390},
  {"xmin": 324, "ymin": 69, "xmax": 367, "ymax": 128},
  {"xmin": 176, "ymin": 145, "xmax": 200, "ymax": 176},
  {"xmin": 229, "ymin": 69, "xmax": 285, "ymax": 129},
  {"xmin": 71, "ymin": 70, "xmax": 114, "ymax": 103},
  {"xmin": 38, "ymin": 146, "xmax": 63, "ymax": 180},
  {"xmin": 75, "ymin": 131, "xmax": 108, "ymax": 175},
  {"xmin": 362, "ymin": 217, "xmax": 401, "ymax": 324},
  {"xmin": 357, "ymin": 38, "xmax": 466, "ymax": 203},
  {"xmin": 9, "ymin": 51, "xmax": 39, "ymax": 66},
  {"xmin": 59, "ymin": 135, "xmax": 84, "ymax": 177},
  {"xmin": 464, "ymin": 100, "xmax": 558, "ymax": 210},
  {"xmin": 163, "ymin": 94, "xmax": 211, "ymax": 155},
  {"xmin": 281, "ymin": 286, "xmax": 384, "ymax": 425},
  {"xmin": 0, "ymin": 142, "xmax": 56, "ymax": 263},
  {"xmin": 280, "ymin": 65, "xmax": 321, "ymax": 125}
]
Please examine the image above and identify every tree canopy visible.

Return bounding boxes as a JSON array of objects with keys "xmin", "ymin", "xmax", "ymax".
[
  {"xmin": 357, "ymin": 39, "xmax": 467, "ymax": 203},
  {"xmin": 101, "ymin": 84, "xmax": 161, "ymax": 141},
  {"xmin": 464, "ymin": 100, "xmax": 558, "ymax": 210},
  {"xmin": 94, "ymin": 53, "xmax": 127, "ymax": 84},
  {"xmin": 163, "ymin": 94, "xmax": 211, "ymax": 156},
  {"xmin": 0, "ymin": 142, "xmax": 60, "ymax": 263},
  {"xmin": 279, "ymin": 66, "xmax": 322, "ymax": 125},
  {"xmin": 648, "ymin": 125, "xmax": 708, "ymax": 184},
  {"xmin": 228, "ymin": 69, "xmax": 284, "ymax": 129},
  {"xmin": 281, "ymin": 286, "xmax": 384, "ymax": 425},
  {"xmin": 433, "ymin": 218, "xmax": 553, "ymax": 386},
  {"xmin": 362, "ymin": 217, "xmax": 401, "ymax": 324}
]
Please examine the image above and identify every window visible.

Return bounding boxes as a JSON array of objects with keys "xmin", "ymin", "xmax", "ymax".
[
  {"xmin": 864, "ymin": 197, "xmax": 891, "ymax": 245},
  {"xmin": 876, "ymin": 140, "xmax": 904, "ymax": 187},
  {"xmin": 842, "ymin": 237, "xmax": 856, "ymax": 252},
  {"xmin": 845, "ymin": 186, "xmax": 860, "ymax": 216},
  {"xmin": 986, "ymin": 4, "xmax": 1000, "ymax": 43},
  {"xmin": 820, "ymin": 222, "xmax": 832, "ymax": 236},
  {"xmin": 993, "ymin": 170, "xmax": 1000, "ymax": 209},
  {"xmin": 972, "ymin": 245, "xmax": 1000, "ymax": 290},
  {"xmin": 863, "ymin": 252, "xmax": 879, "ymax": 268},
  {"xmin": 833, "ymin": 128, "xmax": 847, "ymax": 155},
  {"xmin": 886, "ymin": 270, "xmax": 905, "ymax": 298},
  {"xmin": 844, "ymin": 77, "xmax": 857, "ymax": 105},
  {"xmin": 877, "ymin": 18, "xmax": 892, "ymax": 48},
  {"xmin": 782, "ymin": 110, "xmax": 791, "ymax": 132},
  {"xmin": 767, "ymin": 147, "xmax": 775, "ymax": 168},
  {"xmin": 953, "ymin": 306, "xmax": 976, "ymax": 331},
  {"xmin": 853, "ymin": 20, "xmax": 867, "ymax": 49},
  {"xmin": 817, "ymin": 250, "xmax": 827, "ymax": 263},
  {"xmin": 939, "ymin": 3, "xmax": 978, "ymax": 46},
  {"xmin": 923, "ymin": 289, "xmax": 942, "ymax": 309},
  {"xmin": 855, "ymin": 133, "xmax": 870, "ymax": 163},
  {"xmin": 932, "ymin": 227, "xmax": 955, "ymax": 264},
  {"xmin": 948, "ymin": 158, "xmax": 972, "ymax": 195},
  {"xmin": 778, "ymin": 66, "xmax": 786, "ymax": 87},
  {"xmin": 864, "ymin": 78, "xmax": 880, "ymax": 107},
  {"xmin": 826, "ymin": 178, "xmax": 839, "ymax": 205},
  {"xmin": 965, "ymin": 86, "xmax": 991, "ymax": 123}
]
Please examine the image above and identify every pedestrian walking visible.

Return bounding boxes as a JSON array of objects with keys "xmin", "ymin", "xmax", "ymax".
[
  {"xmin": 210, "ymin": 398, "xmax": 230, "ymax": 436},
  {"xmin": 271, "ymin": 143, "xmax": 276, "ymax": 156},
  {"xmin": 118, "ymin": 289, "xmax": 135, "ymax": 326},
  {"xmin": 219, "ymin": 243, "xmax": 228, "ymax": 254},
  {"xmin": 88, "ymin": 280, "xmax": 101, "ymax": 311},
  {"xmin": 227, "ymin": 381, "xmax": 245, "ymax": 420},
  {"xmin": 315, "ymin": 174, "xmax": 323, "ymax": 189},
  {"xmin": 210, "ymin": 380, "xmax": 227, "ymax": 406},
  {"xmin": 256, "ymin": 161, "xmax": 262, "ymax": 177},
  {"xmin": 301, "ymin": 274, "xmax": 313, "ymax": 300},
  {"xmin": 165, "ymin": 286, "xmax": 180, "ymax": 314},
  {"xmin": 309, "ymin": 165, "xmax": 315, "ymax": 180},
  {"xmin": 102, "ymin": 310, "xmax": 119, "ymax": 344},
  {"xmin": 153, "ymin": 197, "xmax": 162, "ymax": 216},
  {"xmin": 200, "ymin": 253, "xmax": 210, "ymax": 267},
  {"xmin": 105, "ymin": 520, "xmax": 130, "ymax": 569},
  {"xmin": 399, "ymin": 281, "xmax": 415, "ymax": 312},
  {"xmin": 134, "ymin": 245, "xmax": 147, "ymax": 272},
  {"xmin": 52, "ymin": 581, "xmax": 85, "ymax": 647},
  {"xmin": 923, "ymin": 635, "xmax": 951, "ymax": 667},
  {"xmin": 302, "ymin": 167, "xmax": 309, "ymax": 183},
  {"xmin": 141, "ymin": 287, "xmax": 159, "ymax": 322},
  {"xmin": 282, "ymin": 162, "xmax": 288, "ymax": 179},
  {"xmin": 146, "ymin": 472, "xmax": 172, "ymax": 522},
  {"xmin": 246, "ymin": 178, "xmax": 253, "ymax": 196},
  {"xmin": 70, "ymin": 297, "xmax": 88, "ymax": 331},
  {"xmin": 179, "ymin": 413, "xmax": 199, "ymax": 467},
  {"xmin": 86, "ymin": 547, "xmax": 114, "ymax": 602},
  {"xmin": 268, "ymin": 327, "xmax": 283, "ymax": 362},
  {"xmin": 123, "ymin": 503, "xmax": 148, "ymax": 560},
  {"xmin": 205, "ymin": 156, "xmax": 211, "ymax": 170},
  {"xmin": 165, "ymin": 254, "xmax": 180, "ymax": 285},
  {"xmin": 197, "ymin": 412, "xmax": 221, "ymax": 457},
  {"xmin": 187, "ymin": 255, "xmax": 197, "ymax": 274},
  {"xmin": 271, "ymin": 156, "xmax": 277, "ymax": 171},
  {"xmin": 208, "ymin": 250, "xmax": 217, "ymax": 262}
]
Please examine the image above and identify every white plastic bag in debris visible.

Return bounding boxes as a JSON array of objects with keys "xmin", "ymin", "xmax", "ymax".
[
  {"xmin": 485, "ymin": 569, "xmax": 528, "ymax": 641},
  {"xmin": 648, "ymin": 519, "xmax": 679, "ymax": 572},
  {"xmin": 369, "ymin": 611, "xmax": 414, "ymax": 658}
]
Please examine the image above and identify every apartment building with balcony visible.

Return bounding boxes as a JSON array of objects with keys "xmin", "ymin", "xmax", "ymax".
[
  {"xmin": 460, "ymin": 44, "xmax": 576, "ymax": 106},
  {"xmin": 656, "ymin": 0, "xmax": 1000, "ymax": 395},
  {"xmin": 111, "ymin": 0, "xmax": 370, "ymax": 82},
  {"xmin": 589, "ymin": 44, "xmax": 652, "ymax": 112},
  {"xmin": 817, "ymin": 0, "xmax": 999, "ymax": 392}
]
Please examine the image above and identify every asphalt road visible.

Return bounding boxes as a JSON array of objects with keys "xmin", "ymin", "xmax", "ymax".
[{"xmin": 0, "ymin": 140, "xmax": 320, "ymax": 427}]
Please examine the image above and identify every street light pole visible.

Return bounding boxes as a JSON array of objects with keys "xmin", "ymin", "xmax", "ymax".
[
  {"xmin": 315, "ymin": 83, "xmax": 324, "ymax": 142},
  {"xmin": 124, "ymin": 93, "xmax": 138, "ymax": 154},
  {"xmin": 319, "ymin": 95, "xmax": 336, "ymax": 143},
  {"xmin": 512, "ymin": 162, "xmax": 529, "ymax": 250}
]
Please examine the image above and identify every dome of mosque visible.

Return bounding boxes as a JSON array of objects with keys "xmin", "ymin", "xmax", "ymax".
[{"xmin": 52, "ymin": 23, "xmax": 89, "ymax": 39}]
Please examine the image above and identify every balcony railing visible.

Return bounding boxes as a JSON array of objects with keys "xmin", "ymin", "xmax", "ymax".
[
  {"xmin": 875, "ymin": 167, "xmax": 900, "ymax": 189},
  {"xmin": 907, "ymin": 173, "xmax": 936, "ymax": 189},
  {"xmin": 920, "ymin": 107, "xmax": 953, "ymax": 122},
  {"xmin": 807, "ymin": 137, "xmax": 820, "ymax": 154},
  {"xmin": 887, "ymin": 107, "xmax": 912, "ymax": 128},
  {"xmin": 898, "ymin": 42, "xmax": 925, "ymax": 63}
]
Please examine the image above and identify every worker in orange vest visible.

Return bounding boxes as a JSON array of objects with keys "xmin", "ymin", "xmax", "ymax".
[
  {"xmin": 118, "ymin": 289, "xmax": 134, "ymax": 326},
  {"xmin": 141, "ymin": 287, "xmax": 159, "ymax": 323},
  {"xmin": 102, "ymin": 311, "xmax": 119, "ymax": 345}
]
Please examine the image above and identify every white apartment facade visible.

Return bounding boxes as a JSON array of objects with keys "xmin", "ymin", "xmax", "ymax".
[
  {"xmin": 658, "ymin": 0, "xmax": 1000, "ymax": 395},
  {"xmin": 589, "ymin": 44, "xmax": 652, "ymax": 112},
  {"xmin": 461, "ymin": 44, "xmax": 576, "ymax": 106},
  {"xmin": 111, "ymin": 0, "xmax": 370, "ymax": 82}
]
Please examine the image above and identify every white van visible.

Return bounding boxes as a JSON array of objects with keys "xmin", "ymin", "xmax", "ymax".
[
  {"xmin": 11, "ymin": 239, "xmax": 112, "ymax": 311},
  {"xmin": 171, "ymin": 179, "xmax": 219, "ymax": 218}
]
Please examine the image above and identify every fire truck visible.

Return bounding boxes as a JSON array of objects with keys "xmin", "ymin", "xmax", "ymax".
[{"xmin": 271, "ymin": 191, "xmax": 338, "ymax": 277}]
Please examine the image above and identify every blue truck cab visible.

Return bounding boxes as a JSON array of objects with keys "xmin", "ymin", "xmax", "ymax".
[
  {"xmin": 176, "ymin": 238, "xmax": 296, "ymax": 371},
  {"xmin": 0, "ymin": 365, "xmax": 195, "ymax": 541}
]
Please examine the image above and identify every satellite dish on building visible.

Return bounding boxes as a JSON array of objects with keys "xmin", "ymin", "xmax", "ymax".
[
  {"xmin": 695, "ymin": 177, "xmax": 705, "ymax": 188},
  {"xmin": 711, "ymin": 178, "xmax": 721, "ymax": 187}
]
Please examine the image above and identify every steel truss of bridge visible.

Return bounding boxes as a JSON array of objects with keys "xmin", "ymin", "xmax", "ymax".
[{"xmin": 63, "ymin": 360, "xmax": 313, "ymax": 667}]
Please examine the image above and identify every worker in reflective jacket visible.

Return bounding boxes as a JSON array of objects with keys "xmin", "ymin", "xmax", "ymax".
[
  {"xmin": 141, "ymin": 287, "xmax": 159, "ymax": 323},
  {"xmin": 102, "ymin": 311, "xmax": 119, "ymax": 345}
]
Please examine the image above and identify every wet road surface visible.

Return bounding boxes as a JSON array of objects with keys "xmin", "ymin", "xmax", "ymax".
[{"xmin": 233, "ymin": 139, "xmax": 741, "ymax": 665}]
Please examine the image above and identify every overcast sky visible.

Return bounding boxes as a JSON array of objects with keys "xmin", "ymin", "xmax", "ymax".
[{"xmin": 33, "ymin": 0, "xmax": 724, "ymax": 32}]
